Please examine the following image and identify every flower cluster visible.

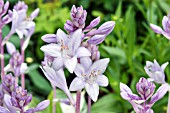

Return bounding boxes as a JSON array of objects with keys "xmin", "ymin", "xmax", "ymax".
[
  {"xmin": 120, "ymin": 77, "xmax": 168, "ymax": 113},
  {"xmin": 0, "ymin": 1, "xmax": 49, "ymax": 113},
  {"xmin": 40, "ymin": 5, "xmax": 115, "ymax": 107}
]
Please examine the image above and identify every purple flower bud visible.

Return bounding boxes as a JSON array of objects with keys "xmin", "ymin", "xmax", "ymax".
[
  {"xmin": 64, "ymin": 20, "xmax": 75, "ymax": 33},
  {"xmin": 70, "ymin": 5, "xmax": 87, "ymax": 28},
  {"xmin": 87, "ymin": 35, "xmax": 106, "ymax": 45},
  {"xmin": 30, "ymin": 8, "xmax": 39, "ymax": 20},
  {"xmin": 14, "ymin": 1, "xmax": 28, "ymax": 11},
  {"xmin": 34, "ymin": 100, "xmax": 50, "ymax": 112},
  {"xmin": 25, "ymin": 108, "xmax": 35, "ymax": 113},
  {"xmin": 94, "ymin": 21, "xmax": 115, "ymax": 35},
  {"xmin": 41, "ymin": 34, "xmax": 57, "ymax": 43},
  {"xmin": 11, "ymin": 86, "xmax": 32, "ymax": 110},
  {"xmin": 9, "ymin": 51, "xmax": 23, "ymax": 76},
  {"xmin": 82, "ymin": 42, "xmax": 100, "ymax": 61},
  {"xmin": 84, "ymin": 17, "xmax": 100, "ymax": 32},
  {"xmin": 2, "ymin": 73, "xmax": 17, "ymax": 95},
  {"xmin": 136, "ymin": 77, "xmax": 155, "ymax": 100}
]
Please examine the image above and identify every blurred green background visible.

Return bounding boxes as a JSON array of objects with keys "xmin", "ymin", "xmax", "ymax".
[{"xmin": 3, "ymin": 0, "xmax": 170, "ymax": 112}]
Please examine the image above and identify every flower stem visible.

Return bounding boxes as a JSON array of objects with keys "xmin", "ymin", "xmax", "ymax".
[
  {"xmin": 88, "ymin": 95, "xmax": 91, "ymax": 113},
  {"xmin": 0, "ymin": 29, "xmax": 5, "ymax": 80},
  {"xmin": 76, "ymin": 90, "xmax": 81, "ymax": 113},
  {"xmin": 167, "ymin": 90, "xmax": 170, "ymax": 113},
  {"xmin": 52, "ymin": 85, "xmax": 56, "ymax": 113},
  {"xmin": 20, "ymin": 39, "xmax": 25, "ymax": 89}
]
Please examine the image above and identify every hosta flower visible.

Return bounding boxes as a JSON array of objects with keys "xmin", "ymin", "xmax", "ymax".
[
  {"xmin": 0, "ymin": 94, "xmax": 16, "ymax": 113},
  {"xmin": 0, "ymin": 85, "xmax": 4, "ymax": 106},
  {"xmin": 144, "ymin": 59, "xmax": 168, "ymax": 84},
  {"xmin": 120, "ymin": 77, "xmax": 169, "ymax": 113},
  {"xmin": 41, "ymin": 29, "xmax": 91, "ymax": 73},
  {"xmin": 5, "ymin": 42, "xmax": 28, "ymax": 76},
  {"xmin": 13, "ymin": 1, "xmax": 28, "ymax": 11},
  {"xmin": 11, "ymin": 86, "xmax": 32, "ymax": 111},
  {"xmin": 2, "ymin": 73, "xmax": 17, "ymax": 95},
  {"xmin": 69, "ymin": 57, "xmax": 109, "ymax": 102},
  {"xmin": 64, "ymin": 5, "xmax": 115, "ymax": 45},
  {"xmin": 41, "ymin": 66, "xmax": 75, "ymax": 106},
  {"xmin": 150, "ymin": 13, "xmax": 170, "ymax": 40}
]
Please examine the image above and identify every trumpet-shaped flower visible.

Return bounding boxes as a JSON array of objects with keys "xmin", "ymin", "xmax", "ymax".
[
  {"xmin": 150, "ymin": 13, "xmax": 170, "ymax": 40},
  {"xmin": 144, "ymin": 59, "xmax": 168, "ymax": 84},
  {"xmin": 69, "ymin": 57, "xmax": 109, "ymax": 102},
  {"xmin": 41, "ymin": 66, "xmax": 75, "ymax": 106},
  {"xmin": 40, "ymin": 29, "xmax": 91, "ymax": 73},
  {"xmin": 120, "ymin": 77, "xmax": 169, "ymax": 113}
]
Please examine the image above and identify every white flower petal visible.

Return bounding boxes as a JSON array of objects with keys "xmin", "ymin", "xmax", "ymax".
[
  {"xmin": 96, "ymin": 75, "xmax": 108, "ymax": 87},
  {"xmin": 161, "ymin": 62, "xmax": 169, "ymax": 71},
  {"xmin": 57, "ymin": 29, "xmax": 68, "ymax": 44},
  {"xmin": 80, "ymin": 57, "xmax": 92, "ymax": 71},
  {"xmin": 40, "ymin": 44, "xmax": 61, "ymax": 57},
  {"xmin": 68, "ymin": 29, "xmax": 82, "ymax": 53},
  {"xmin": 91, "ymin": 58, "xmax": 110, "ymax": 73},
  {"xmin": 76, "ymin": 47, "xmax": 91, "ymax": 58},
  {"xmin": 69, "ymin": 77, "xmax": 85, "ymax": 91},
  {"xmin": 74, "ymin": 64, "xmax": 85, "ymax": 77},
  {"xmin": 85, "ymin": 83, "xmax": 99, "ymax": 102},
  {"xmin": 64, "ymin": 57, "xmax": 77, "ymax": 73},
  {"xmin": 20, "ymin": 63, "xmax": 28, "ymax": 74},
  {"xmin": 120, "ymin": 82, "xmax": 132, "ymax": 93},
  {"xmin": 15, "ymin": 29, "xmax": 23, "ymax": 39}
]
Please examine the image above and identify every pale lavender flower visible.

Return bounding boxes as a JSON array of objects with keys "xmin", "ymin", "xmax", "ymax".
[
  {"xmin": 11, "ymin": 86, "xmax": 32, "ymax": 111},
  {"xmin": 150, "ymin": 13, "xmax": 170, "ymax": 40},
  {"xmin": 41, "ymin": 34, "xmax": 57, "ymax": 43},
  {"xmin": 2, "ymin": 74, "xmax": 17, "ymax": 95},
  {"xmin": 41, "ymin": 66, "xmax": 75, "ymax": 106},
  {"xmin": 120, "ymin": 77, "xmax": 169, "ymax": 113},
  {"xmin": 40, "ymin": 29, "xmax": 91, "ymax": 73},
  {"xmin": 69, "ymin": 57, "xmax": 109, "ymax": 102},
  {"xmin": 5, "ymin": 42, "xmax": 28, "ymax": 76},
  {"xmin": 0, "ymin": 94, "xmax": 16, "ymax": 113},
  {"xmin": 144, "ymin": 59, "xmax": 168, "ymax": 84}
]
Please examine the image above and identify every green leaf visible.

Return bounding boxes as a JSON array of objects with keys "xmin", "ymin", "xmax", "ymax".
[{"xmin": 28, "ymin": 69, "xmax": 51, "ymax": 94}]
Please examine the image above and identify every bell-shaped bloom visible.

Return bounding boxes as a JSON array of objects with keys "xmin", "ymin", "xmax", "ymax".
[
  {"xmin": 150, "ymin": 13, "xmax": 170, "ymax": 40},
  {"xmin": 69, "ymin": 57, "xmax": 109, "ymax": 102},
  {"xmin": 120, "ymin": 77, "xmax": 169, "ymax": 113},
  {"xmin": 40, "ymin": 29, "xmax": 91, "ymax": 73},
  {"xmin": 144, "ymin": 59, "xmax": 168, "ymax": 84},
  {"xmin": 0, "ymin": 94, "xmax": 16, "ymax": 113},
  {"xmin": 41, "ymin": 66, "xmax": 75, "ymax": 106},
  {"xmin": 11, "ymin": 86, "xmax": 32, "ymax": 111},
  {"xmin": 2, "ymin": 73, "xmax": 17, "ymax": 95},
  {"xmin": 5, "ymin": 42, "xmax": 28, "ymax": 76}
]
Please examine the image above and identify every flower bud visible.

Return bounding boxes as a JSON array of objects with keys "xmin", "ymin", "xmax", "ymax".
[
  {"xmin": 11, "ymin": 86, "xmax": 32, "ymax": 110},
  {"xmin": 136, "ymin": 77, "xmax": 155, "ymax": 100},
  {"xmin": 2, "ymin": 74, "xmax": 17, "ymax": 95},
  {"xmin": 14, "ymin": 1, "xmax": 28, "ymax": 11},
  {"xmin": 70, "ymin": 5, "xmax": 87, "ymax": 28}
]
